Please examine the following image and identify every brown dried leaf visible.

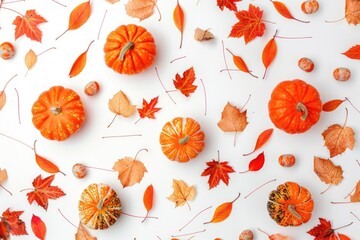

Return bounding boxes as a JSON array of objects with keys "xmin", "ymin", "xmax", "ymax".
[
  {"xmin": 0, "ymin": 91, "xmax": 6, "ymax": 111},
  {"xmin": 75, "ymin": 223, "xmax": 97, "ymax": 240},
  {"xmin": 125, "ymin": 0, "xmax": 156, "ymax": 21},
  {"xmin": 113, "ymin": 157, "xmax": 147, "ymax": 188},
  {"xmin": 25, "ymin": 49, "xmax": 37, "ymax": 70},
  {"xmin": 108, "ymin": 90, "xmax": 136, "ymax": 117},
  {"xmin": 217, "ymin": 102, "xmax": 248, "ymax": 132},
  {"xmin": 167, "ymin": 179, "xmax": 195, "ymax": 208},
  {"xmin": 350, "ymin": 181, "xmax": 360, "ymax": 202},
  {"xmin": 313, "ymin": 157, "xmax": 343, "ymax": 185},
  {"xmin": 346, "ymin": 0, "xmax": 360, "ymax": 25},
  {"xmin": 194, "ymin": 28, "xmax": 214, "ymax": 41},
  {"xmin": 322, "ymin": 124, "xmax": 355, "ymax": 158},
  {"xmin": 0, "ymin": 168, "xmax": 8, "ymax": 184}
]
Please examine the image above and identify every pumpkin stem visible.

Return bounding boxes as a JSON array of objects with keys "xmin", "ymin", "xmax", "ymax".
[
  {"xmin": 97, "ymin": 199, "xmax": 104, "ymax": 210},
  {"xmin": 120, "ymin": 41, "xmax": 135, "ymax": 61},
  {"xmin": 287, "ymin": 204, "xmax": 302, "ymax": 221},
  {"xmin": 296, "ymin": 102, "xmax": 308, "ymax": 121},
  {"xmin": 179, "ymin": 135, "xmax": 189, "ymax": 145},
  {"xmin": 50, "ymin": 106, "xmax": 62, "ymax": 115}
]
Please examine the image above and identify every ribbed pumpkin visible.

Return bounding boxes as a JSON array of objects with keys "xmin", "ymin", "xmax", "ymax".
[
  {"xmin": 159, "ymin": 117, "xmax": 205, "ymax": 163},
  {"xmin": 32, "ymin": 86, "xmax": 86, "ymax": 141},
  {"xmin": 104, "ymin": 24, "xmax": 156, "ymax": 75},
  {"xmin": 267, "ymin": 182, "xmax": 314, "ymax": 227},
  {"xmin": 268, "ymin": 79, "xmax": 322, "ymax": 134},
  {"xmin": 78, "ymin": 183, "xmax": 121, "ymax": 230}
]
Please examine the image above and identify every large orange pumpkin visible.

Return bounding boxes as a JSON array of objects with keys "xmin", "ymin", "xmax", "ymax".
[
  {"xmin": 159, "ymin": 117, "xmax": 205, "ymax": 163},
  {"xmin": 32, "ymin": 86, "xmax": 86, "ymax": 141},
  {"xmin": 267, "ymin": 182, "xmax": 314, "ymax": 227},
  {"xmin": 268, "ymin": 79, "xmax": 322, "ymax": 134},
  {"xmin": 78, "ymin": 183, "xmax": 122, "ymax": 230},
  {"xmin": 104, "ymin": 24, "xmax": 156, "ymax": 75}
]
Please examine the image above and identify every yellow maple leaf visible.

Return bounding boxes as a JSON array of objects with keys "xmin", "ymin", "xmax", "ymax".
[
  {"xmin": 167, "ymin": 179, "xmax": 195, "ymax": 209},
  {"xmin": 113, "ymin": 157, "xmax": 147, "ymax": 188},
  {"xmin": 108, "ymin": 90, "xmax": 136, "ymax": 117}
]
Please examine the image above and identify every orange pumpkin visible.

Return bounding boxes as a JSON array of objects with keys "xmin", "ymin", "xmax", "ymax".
[
  {"xmin": 78, "ymin": 183, "xmax": 121, "ymax": 230},
  {"xmin": 159, "ymin": 117, "xmax": 205, "ymax": 163},
  {"xmin": 104, "ymin": 24, "xmax": 156, "ymax": 75},
  {"xmin": 31, "ymin": 86, "xmax": 86, "ymax": 141},
  {"xmin": 268, "ymin": 79, "xmax": 322, "ymax": 134},
  {"xmin": 267, "ymin": 182, "xmax": 314, "ymax": 227}
]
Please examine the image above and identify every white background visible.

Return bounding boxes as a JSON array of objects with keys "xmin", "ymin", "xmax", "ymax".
[{"xmin": 0, "ymin": 0, "xmax": 359, "ymax": 239}]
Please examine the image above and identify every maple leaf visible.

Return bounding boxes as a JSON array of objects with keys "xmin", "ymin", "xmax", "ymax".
[
  {"xmin": 342, "ymin": 44, "xmax": 360, "ymax": 60},
  {"xmin": 313, "ymin": 157, "xmax": 343, "ymax": 186},
  {"xmin": 167, "ymin": 179, "xmax": 195, "ymax": 208},
  {"xmin": 12, "ymin": 10, "xmax": 47, "ymax": 42},
  {"xmin": 217, "ymin": 102, "xmax": 248, "ymax": 132},
  {"xmin": 75, "ymin": 223, "xmax": 97, "ymax": 240},
  {"xmin": 201, "ymin": 159, "xmax": 235, "ymax": 189},
  {"xmin": 137, "ymin": 96, "xmax": 161, "ymax": 119},
  {"xmin": 322, "ymin": 124, "xmax": 355, "ymax": 158},
  {"xmin": 26, "ymin": 175, "xmax": 65, "ymax": 210},
  {"xmin": 125, "ymin": 0, "xmax": 156, "ymax": 21},
  {"xmin": 307, "ymin": 218, "xmax": 339, "ymax": 240},
  {"xmin": 217, "ymin": 0, "xmax": 241, "ymax": 12},
  {"xmin": 173, "ymin": 67, "xmax": 197, "ymax": 97},
  {"xmin": 350, "ymin": 180, "xmax": 360, "ymax": 202},
  {"xmin": 113, "ymin": 157, "xmax": 147, "ymax": 188},
  {"xmin": 229, "ymin": 4, "xmax": 266, "ymax": 44},
  {"xmin": 108, "ymin": 90, "xmax": 136, "ymax": 117},
  {"xmin": 0, "ymin": 208, "xmax": 28, "ymax": 238}
]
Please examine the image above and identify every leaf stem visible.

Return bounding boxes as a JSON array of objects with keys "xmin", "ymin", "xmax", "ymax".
[
  {"xmin": 275, "ymin": 35, "xmax": 312, "ymax": 39},
  {"xmin": 2, "ymin": 0, "xmax": 25, "ymax": 4},
  {"xmin": 97, "ymin": 9, "xmax": 107, "ymax": 40},
  {"xmin": 345, "ymin": 97, "xmax": 360, "ymax": 114},
  {"xmin": 325, "ymin": 10, "xmax": 360, "ymax": 23},
  {"xmin": 83, "ymin": 165, "xmax": 114, "ymax": 172},
  {"xmin": 121, "ymin": 211, "xmax": 158, "ymax": 220},
  {"xmin": 58, "ymin": 209, "xmax": 77, "ymax": 229},
  {"xmin": 344, "ymin": 185, "xmax": 357, "ymax": 199},
  {"xmin": 51, "ymin": 0, "xmax": 67, "ymax": 7},
  {"xmin": 55, "ymin": 29, "xmax": 69, "ymax": 40},
  {"xmin": 221, "ymin": 40, "xmax": 232, "ymax": 80},
  {"xmin": 333, "ymin": 221, "xmax": 353, "ymax": 231},
  {"xmin": 0, "ymin": 184, "xmax": 12, "ymax": 196},
  {"xmin": 232, "ymin": 192, "xmax": 241, "ymax": 203},
  {"xmin": 171, "ymin": 229, "xmax": 206, "ymax": 238},
  {"xmin": 19, "ymin": 188, "xmax": 34, "ymax": 192},
  {"xmin": 350, "ymin": 212, "xmax": 360, "ymax": 222},
  {"xmin": 0, "ymin": 6, "xmax": 23, "ymax": 16},
  {"xmin": 179, "ymin": 206, "xmax": 212, "ymax": 231},
  {"xmin": 134, "ymin": 148, "xmax": 148, "ymax": 160},
  {"xmin": 155, "ymin": 67, "xmax": 176, "ymax": 105},
  {"xmin": 1, "ymin": 74, "xmax": 17, "ymax": 97},
  {"xmin": 244, "ymin": 179, "xmax": 276, "ymax": 199},
  {"xmin": 36, "ymin": 47, "xmax": 56, "ymax": 57},
  {"xmin": 257, "ymin": 228, "xmax": 270, "ymax": 237},
  {"xmin": 107, "ymin": 114, "xmax": 118, "ymax": 128},
  {"xmin": 320, "ymin": 183, "xmax": 332, "ymax": 194},
  {"xmin": 154, "ymin": 1, "xmax": 162, "ymax": 21},
  {"xmin": 14, "ymin": 88, "xmax": 21, "ymax": 124},
  {"xmin": 102, "ymin": 134, "xmax": 142, "ymax": 139},
  {"xmin": 170, "ymin": 55, "xmax": 186, "ymax": 63},
  {"xmin": 200, "ymin": 78, "xmax": 207, "ymax": 116},
  {"xmin": 0, "ymin": 132, "xmax": 34, "ymax": 150}
]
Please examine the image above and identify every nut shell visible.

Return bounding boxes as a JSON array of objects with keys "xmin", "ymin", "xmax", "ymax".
[
  {"xmin": 72, "ymin": 163, "xmax": 87, "ymax": 178},
  {"xmin": 278, "ymin": 154, "xmax": 296, "ymax": 167},
  {"xmin": 333, "ymin": 68, "xmax": 351, "ymax": 81},
  {"xmin": 301, "ymin": 0, "xmax": 319, "ymax": 14},
  {"xmin": 298, "ymin": 57, "xmax": 314, "ymax": 72},
  {"xmin": 239, "ymin": 230, "xmax": 253, "ymax": 240}
]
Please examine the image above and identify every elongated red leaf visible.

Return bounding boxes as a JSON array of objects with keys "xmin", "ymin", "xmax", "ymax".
[
  {"xmin": 69, "ymin": 40, "xmax": 94, "ymax": 78},
  {"xmin": 240, "ymin": 152, "xmax": 265, "ymax": 173},
  {"xmin": 142, "ymin": 184, "xmax": 154, "ymax": 222},
  {"xmin": 244, "ymin": 129, "xmax": 273, "ymax": 156},
  {"xmin": 227, "ymin": 48, "xmax": 257, "ymax": 78},
  {"xmin": 204, "ymin": 193, "xmax": 240, "ymax": 224},
  {"xmin": 342, "ymin": 44, "xmax": 360, "ymax": 60},
  {"xmin": 322, "ymin": 99, "xmax": 345, "ymax": 112},
  {"xmin": 270, "ymin": 0, "xmax": 309, "ymax": 23},
  {"xmin": 262, "ymin": 32, "xmax": 277, "ymax": 79},
  {"xmin": 173, "ymin": 0, "xmax": 184, "ymax": 48},
  {"xmin": 34, "ymin": 141, "xmax": 65, "ymax": 175},
  {"xmin": 31, "ymin": 215, "xmax": 46, "ymax": 240}
]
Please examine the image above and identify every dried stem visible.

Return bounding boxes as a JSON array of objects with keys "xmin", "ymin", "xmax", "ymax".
[
  {"xmin": 0, "ymin": 132, "xmax": 34, "ymax": 150},
  {"xmin": 275, "ymin": 35, "xmax": 312, "ymax": 39},
  {"xmin": 257, "ymin": 228, "xmax": 270, "ymax": 237},
  {"xmin": 325, "ymin": 10, "xmax": 360, "ymax": 23},
  {"xmin": 98, "ymin": 9, "xmax": 107, "ymax": 40},
  {"xmin": 200, "ymin": 78, "xmax": 207, "ymax": 116},
  {"xmin": 333, "ymin": 221, "xmax": 353, "ymax": 231},
  {"xmin": 36, "ymin": 47, "xmax": 56, "ymax": 57},
  {"xmin": 55, "ymin": 29, "xmax": 69, "ymax": 40},
  {"xmin": 357, "ymin": 160, "xmax": 360, "ymax": 167},
  {"xmin": 1, "ymin": 74, "xmax": 17, "ymax": 97},
  {"xmin": 350, "ymin": 212, "xmax": 360, "ymax": 222},
  {"xmin": 102, "ymin": 134, "xmax": 142, "ymax": 139},
  {"xmin": 331, "ymin": 201, "xmax": 351, "ymax": 204},
  {"xmin": 179, "ymin": 206, "xmax": 212, "ymax": 231},
  {"xmin": 244, "ymin": 179, "xmax": 277, "ymax": 199},
  {"xmin": 0, "ymin": 6, "xmax": 24, "ymax": 16},
  {"xmin": 0, "ymin": 184, "xmax": 12, "ymax": 196},
  {"xmin": 345, "ymin": 97, "xmax": 360, "ymax": 114},
  {"xmin": 121, "ymin": 212, "xmax": 158, "ymax": 220},
  {"xmin": 171, "ymin": 229, "xmax": 206, "ymax": 238},
  {"xmin": 153, "ymin": 1, "xmax": 162, "ymax": 21},
  {"xmin": 344, "ymin": 185, "xmax": 356, "ymax": 199},
  {"xmin": 51, "ymin": 0, "xmax": 67, "ymax": 7},
  {"xmin": 239, "ymin": 94, "xmax": 252, "ymax": 112},
  {"xmin": 262, "ymin": 19, "xmax": 276, "ymax": 24},
  {"xmin": 170, "ymin": 55, "xmax": 186, "ymax": 63},
  {"xmin": 14, "ymin": 88, "xmax": 21, "ymax": 124},
  {"xmin": 2, "ymin": 0, "xmax": 25, "ymax": 4},
  {"xmin": 58, "ymin": 209, "xmax": 77, "ymax": 229},
  {"xmin": 107, "ymin": 114, "xmax": 118, "ymax": 128},
  {"xmin": 155, "ymin": 67, "xmax": 176, "ymax": 104},
  {"xmin": 221, "ymin": 40, "xmax": 232, "ymax": 79},
  {"xmin": 134, "ymin": 148, "xmax": 148, "ymax": 160},
  {"xmin": 320, "ymin": 184, "xmax": 332, "ymax": 194},
  {"xmin": 83, "ymin": 165, "xmax": 114, "ymax": 172},
  {"xmin": 19, "ymin": 188, "xmax": 34, "ymax": 192}
]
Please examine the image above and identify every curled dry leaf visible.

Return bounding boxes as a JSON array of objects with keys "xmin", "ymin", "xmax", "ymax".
[
  {"xmin": 173, "ymin": 67, "xmax": 197, "ymax": 97},
  {"xmin": 167, "ymin": 179, "xmax": 195, "ymax": 208},
  {"xmin": 194, "ymin": 28, "xmax": 214, "ymax": 41},
  {"xmin": 25, "ymin": 49, "xmax": 37, "ymax": 70},
  {"xmin": 0, "ymin": 168, "xmax": 8, "ymax": 184},
  {"xmin": 113, "ymin": 157, "xmax": 147, "ymax": 188},
  {"xmin": 125, "ymin": 0, "xmax": 156, "ymax": 21},
  {"xmin": 75, "ymin": 223, "xmax": 97, "ymax": 240},
  {"xmin": 0, "ymin": 91, "xmax": 5, "ymax": 111},
  {"xmin": 322, "ymin": 124, "xmax": 355, "ymax": 158},
  {"xmin": 12, "ymin": 10, "xmax": 47, "ymax": 42},
  {"xmin": 217, "ymin": 102, "xmax": 248, "ymax": 132},
  {"xmin": 313, "ymin": 156, "xmax": 343, "ymax": 186},
  {"xmin": 350, "ymin": 180, "xmax": 360, "ymax": 202},
  {"xmin": 108, "ymin": 90, "xmax": 136, "ymax": 117},
  {"xmin": 31, "ymin": 214, "xmax": 46, "ymax": 240},
  {"xmin": 346, "ymin": 0, "xmax": 360, "ymax": 25},
  {"xmin": 342, "ymin": 44, "xmax": 360, "ymax": 60}
]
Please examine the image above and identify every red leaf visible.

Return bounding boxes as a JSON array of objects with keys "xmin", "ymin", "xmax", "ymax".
[
  {"xmin": 244, "ymin": 129, "xmax": 273, "ymax": 156},
  {"xmin": 137, "ymin": 96, "xmax": 161, "ymax": 119},
  {"xmin": 226, "ymin": 48, "xmax": 257, "ymax": 78},
  {"xmin": 229, "ymin": 4, "xmax": 266, "ymax": 44},
  {"xmin": 338, "ymin": 234, "xmax": 351, "ymax": 240},
  {"xmin": 240, "ymin": 152, "xmax": 265, "ymax": 173},
  {"xmin": 31, "ymin": 215, "xmax": 46, "ymax": 240},
  {"xmin": 173, "ymin": 67, "xmax": 197, "ymax": 97},
  {"xmin": 26, "ymin": 175, "xmax": 65, "ymax": 210},
  {"xmin": 142, "ymin": 184, "xmax": 154, "ymax": 223},
  {"xmin": 262, "ymin": 32, "xmax": 277, "ymax": 79},
  {"xmin": 173, "ymin": 0, "xmax": 184, "ymax": 48},
  {"xmin": 69, "ymin": 40, "xmax": 94, "ymax": 78},
  {"xmin": 12, "ymin": 10, "xmax": 47, "ymax": 42},
  {"xmin": 342, "ymin": 44, "xmax": 360, "ymax": 60},
  {"xmin": 270, "ymin": 0, "xmax": 309, "ymax": 23},
  {"xmin": 201, "ymin": 160, "xmax": 235, "ymax": 189},
  {"xmin": 217, "ymin": 0, "xmax": 241, "ymax": 11},
  {"xmin": 322, "ymin": 99, "xmax": 345, "ymax": 112},
  {"xmin": 0, "ymin": 208, "xmax": 28, "ymax": 237},
  {"xmin": 307, "ymin": 218, "xmax": 336, "ymax": 240}
]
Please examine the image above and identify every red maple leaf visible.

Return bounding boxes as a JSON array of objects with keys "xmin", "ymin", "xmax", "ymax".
[
  {"xmin": 217, "ymin": 0, "xmax": 241, "ymax": 11},
  {"xmin": 26, "ymin": 175, "xmax": 65, "ymax": 210},
  {"xmin": 229, "ymin": 4, "xmax": 266, "ymax": 44},
  {"xmin": 12, "ymin": 9, "xmax": 47, "ymax": 42},
  {"xmin": 173, "ymin": 67, "xmax": 197, "ymax": 97},
  {"xmin": 137, "ymin": 96, "xmax": 161, "ymax": 119},
  {"xmin": 201, "ymin": 159, "xmax": 235, "ymax": 189},
  {"xmin": 0, "ymin": 208, "xmax": 28, "ymax": 239},
  {"xmin": 307, "ymin": 218, "xmax": 350, "ymax": 240}
]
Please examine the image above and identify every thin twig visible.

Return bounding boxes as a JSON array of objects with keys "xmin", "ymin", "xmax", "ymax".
[
  {"xmin": 221, "ymin": 40, "xmax": 231, "ymax": 80},
  {"xmin": 172, "ymin": 229, "xmax": 206, "ymax": 238},
  {"xmin": 98, "ymin": 9, "xmax": 107, "ymax": 40},
  {"xmin": 51, "ymin": 0, "xmax": 67, "ymax": 7},
  {"xmin": 244, "ymin": 179, "xmax": 276, "ymax": 199},
  {"xmin": 0, "ymin": 132, "xmax": 33, "ymax": 150},
  {"xmin": 350, "ymin": 212, "xmax": 360, "ymax": 222},
  {"xmin": 102, "ymin": 134, "xmax": 142, "ymax": 139},
  {"xmin": 155, "ymin": 67, "xmax": 176, "ymax": 104},
  {"xmin": 14, "ymin": 88, "xmax": 20, "ymax": 124},
  {"xmin": 170, "ymin": 56, "xmax": 186, "ymax": 63},
  {"xmin": 179, "ymin": 206, "xmax": 212, "ymax": 231},
  {"xmin": 200, "ymin": 78, "xmax": 207, "ymax": 116},
  {"xmin": 36, "ymin": 47, "xmax": 56, "ymax": 57}
]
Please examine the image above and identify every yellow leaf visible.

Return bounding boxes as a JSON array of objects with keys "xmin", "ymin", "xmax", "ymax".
[
  {"xmin": 0, "ymin": 91, "xmax": 6, "ymax": 111},
  {"xmin": 75, "ymin": 223, "xmax": 97, "ymax": 240},
  {"xmin": 113, "ymin": 157, "xmax": 147, "ymax": 188},
  {"xmin": 108, "ymin": 90, "xmax": 136, "ymax": 117},
  {"xmin": 322, "ymin": 124, "xmax": 355, "ymax": 158},
  {"xmin": 167, "ymin": 179, "xmax": 195, "ymax": 208},
  {"xmin": 350, "ymin": 181, "xmax": 360, "ymax": 202},
  {"xmin": 25, "ymin": 49, "xmax": 37, "ymax": 70},
  {"xmin": 0, "ymin": 168, "xmax": 8, "ymax": 184},
  {"xmin": 313, "ymin": 157, "xmax": 343, "ymax": 185},
  {"xmin": 125, "ymin": 0, "xmax": 156, "ymax": 21}
]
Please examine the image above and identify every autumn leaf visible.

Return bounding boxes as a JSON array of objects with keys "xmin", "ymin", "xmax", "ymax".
[
  {"xmin": 226, "ymin": 48, "xmax": 257, "ymax": 78},
  {"xmin": 350, "ymin": 180, "xmax": 360, "ymax": 202},
  {"xmin": 31, "ymin": 214, "xmax": 46, "ymax": 240},
  {"xmin": 217, "ymin": 0, "xmax": 240, "ymax": 11},
  {"xmin": 173, "ymin": 67, "xmax": 197, "ymax": 97},
  {"xmin": 338, "ymin": 234, "xmax": 351, "ymax": 240},
  {"xmin": 346, "ymin": 0, "xmax": 360, "ymax": 25},
  {"xmin": 0, "ymin": 168, "xmax": 8, "ymax": 185},
  {"xmin": 244, "ymin": 129, "xmax": 273, "ymax": 156},
  {"xmin": 34, "ymin": 141, "xmax": 65, "ymax": 175},
  {"xmin": 108, "ymin": 90, "xmax": 136, "ymax": 117},
  {"xmin": 240, "ymin": 152, "xmax": 265, "ymax": 173},
  {"xmin": 0, "ymin": 91, "xmax": 5, "ymax": 111},
  {"xmin": 262, "ymin": 31, "xmax": 277, "ymax": 79},
  {"xmin": 204, "ymin": 193, "xmax": 240, "ymax": 224},
  {"xmin": 173, "ymin": 0, "xmax": 184, "ymax": 48},
  {"xmin": 125, "ymin": 0, "xmax": 157, "ymax": 21},
  {"xmin": 106, "ymin": 0, "xmax": 119, "ymax": 3},
  {"xmin": 142, "ymin": 184, "xmax": 154, "ymax": 223},
  {"xmin": 113, "ymin": 157, "xmax": 147, "ymax": 187},
  {"xmin": 0, "ymin": 208, "xmax": 28, "ymax": 238},
  {"xmin": 194, "ymin": 28, "xmax": 214, "ymax": 41},
  {"xmin": 75, "ymin": 223, "xmax": 97, "ymax": 240},
  {"xmin": 307, "ymin": 218, "xmax": 352, "ymax": 240},
  {"xmin": 25, "ymin": 49, "xmax": 37, "ymax": 73},
  {"xmin": 322, "ymin": 99, "xmax": 345, "ymax": 112},
  {"xmin": 137, "ymin": 96, "xmax": 161, "ymax": 119},
  {"xmin": 201, "ymin": 159, "xmax": 235, "ymax": 189},
  {"xmin": 167, "ymin": 179, "xmax": 195, "ymax": 209},
  {"xmin": 26, "ymin": 174, "xmax": 66, "ymax": 210},
  {"xmin": 322, "ymin": 124, "xmax": 355, "ymax": 158},
  {"xmin": 342, "ymin": 44, "xmax": 360, "ymax": 60},
  {"xmin": 229, "ymin": 4, "xmax": 266, "ymax": 44},
  {"xmin": 314, "ymin": 157, "xmax": 343, "ymax": 188},
  {"xmin": 270, "ymin": 0, "xmax": 309, "ymax": 23},
  {"xmin": 217, "ymin": 102, "xmax": 248, "ymax": 133},
  {"xmin": 269, "ymin": 233, "xmax": 291, "ymax": 240},
  {"xmin": 69, "ymin": 40, "xmax": 94, "ymax": 78},
  {"xmin": 12, "ymin": 10, "xmax": 47, "ymax": 42}
]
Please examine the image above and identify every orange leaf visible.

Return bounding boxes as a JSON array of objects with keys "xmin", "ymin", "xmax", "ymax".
[
  {"xmin": 217, "ymin": 102, "xmax": 248, "ymax": 132},
  {"xmin": 31, "ymin": 214, "xmax": 46, "ymax": 240},
  {"xmin": 113, "ymin": 157, "xmax": 147, "ymax": 188},
  {"xmin": 322, "ymin": 124, "xmax": 355, "ymax": 158},
  {"xmin": 173, "ymin": 67, "xmax": 197, "ymax": 97},
  {"xmin": 143, "ymin": 184, "xmax": 154, "ymax": 212},
  {"xmin": 342, "ymin": 44, "xmax": 360, "ymax": 60},
  {"xmin": 313, "ymin": 157, "xmax": 343, "ymax": 185},
  {"xmin": 24, "ymin": 49, "xmax": 37, "ymax": 70},
  {"xmin": 350, "ymin": 180, "xmax": 360, "ymax": 202},
  {"xmin": 201, "ymin": 159, "xmax": 235, "ymax": 189},
  {"xmin": 12, "ymin": 10, "xmax": 47, "ymax": 42},
  {"xmin": 270, "ymin": 0, "xmax": 309, "ymax": 23},
  {"xmin": 173, "ymin": 0, "xmax": 184, "ymax": 48},
  {"xmin": 217, "ymin": 0, "xmax": 240, "ymax": 11},
  {"xmin": 227, "ymin": 48, "xmax": 257, "ymax": 78},
  {"xmin": 108, "ymin": 90, "xmax": 136, "ymax": 117},
  {"xmin": 1, "ymin": 208, "xmax": 28, "ymax": 237},
  {"xmin": 244, "ymin": 129, "xmax": 273, "ymax": 156},
  {"xmin": 243, "ymin": 152, "xmax": 265, "ymax": 173},
  {"xmin": 0, "ymin": 168, "xmax": 8, "ymax": 185},
  {"xmin": 125, "ymin": 0, "xmax": 156, "ymax": 21},
  {"xmin": 262, "ymin": 32, "xmax": 277, "ymax": 79},
  {"xmin": 137, "ymin": 96, "xmax": 161, "ymax": 119},
  {"xmin": 346, "ymin": 0, "xmax": 360, "ymax": 25},
  {"xmin": 269, "ymin": 233, "xmax": 291, "ymax": 240},
  {"xmin": 204, "ymin": 193, "xmax": 240, "ymax": 224},
  {"xmin": 322, "ymin": 99, "xmax": 345, "ymax": 112},
  {"xmin": 338, "ymin": 233, "xmax": 351, "ymax": 240},
  {"xmin": 75, "ymin": 223, "xmax": 97, "ymax": 240},
  {"xmin": 167, "ymin": 179, "xmax": 195, "ymax": 208},
  {"xmin": 0, "ymin": 91, "xmax": 6, "ymax": 111},
  {"xmin": 69, "ymin": 40, "xmax": 94, "ymax": 78},
  {"xmin": 34, "ymin": 141, "xmax": 64, "ymax": 175}
]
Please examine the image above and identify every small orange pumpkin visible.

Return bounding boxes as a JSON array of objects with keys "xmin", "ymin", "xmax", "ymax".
[
  {"xmin": 268, "ymin": 79, "xmax": 322, "ymax": 134},
  {"xmin": 31, "ymin": 86, "xmax": 86, "ymax": 141},
  {"xmin": 267, "ymin": 182, "xmax": 314, "ymax": 227},
  {"xmin": 159, "ymin": 117, "xmax": 205, "ymax": 163},
  {"xmin": 78, "ymin": 183, "xmax": 122, "ymax": 230},
  {"xmin": 104, "ymin": 24, "xmax": 156, "ymax": 75}
]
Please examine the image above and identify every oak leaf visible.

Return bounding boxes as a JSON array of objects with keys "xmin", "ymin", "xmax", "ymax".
[
  {"xmin": 314, "ymin": 157, "xmax": 343, "ymax": 186},
  {"xmin": 108, "ymin": 90, "xmax": 136, "ymax": 117},
  {"xmin": 0, "ymin": 91, "xmax": 5, "ymax": 111},
  {"xmin": 217, "ymin": 0, "xmax": 240, "ymax": 11},
  {"xmin": 31, "ymin": 214, "xmax": 46, "ymax": 240},
  {"xmin": 217, "ymin": 102, "xmax": 248, "ymax": 132},
  {"xmin": 342, "ymin": 44, "xmax": 360, "ymax": 60},
  {"xmin": 167, "ymin": 179, "xmax": 195, "ymax": 208},
  {"xmin": 322, "ymin": 124, "xmax": 355, "ymax": 158},
  {"xmin": 350, "ymin": 180, "xmax": 360, "ymax": 202},
  {"xmin": 0, "ymin": 208, "xmax": 28, "ymax": 238},
  {"xmin": 12, "ymin": 10, "xmax": 47, "ymax": 42},
  {"xmin": 125, "ymin": 0, "xmax": 156, "ymax": 21},
  {"xmin": 137, "ymin": 96, "xmax": 161, "ymax": 119},
  {"xmin": 194, "ymin": 28, "xmax": 214, "ymax": 41},
  {"xmin": 75, "ymin": 223, "xmax": 97, "ymax": 240},
  {"xmin": 229, "ymin": 4, "xmax": 266, "ymax": 44},
  {"xmin": 173, "ymin": 67, "xmax": 197, "ymax": 97},
  {"xmin": 26, "ymin": 175, "xmax": 65, "ymax": 210},
  {"xmin": 0, "ymin": 168, "xmax": 8, "ymax": 184},
  {"xmin": 113, "ymin": 157, "xmax": 147, "ymax": 188},
  {"xmin": 201, "ymin": 159, "xmax": 235, "ymax": 189}
]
